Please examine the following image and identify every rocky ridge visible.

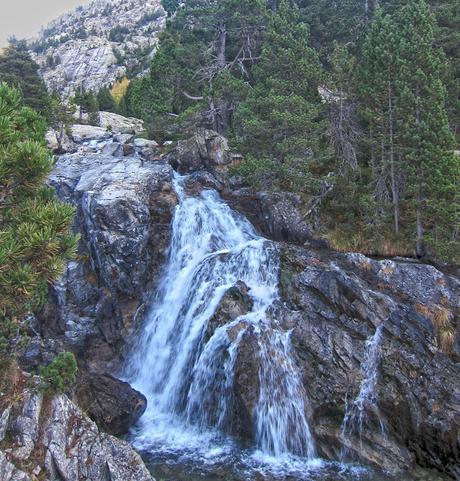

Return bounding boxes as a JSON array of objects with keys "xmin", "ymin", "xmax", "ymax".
[{"xmin": 29, "ymin": 0, "xmax": 166, "ymax": 97}]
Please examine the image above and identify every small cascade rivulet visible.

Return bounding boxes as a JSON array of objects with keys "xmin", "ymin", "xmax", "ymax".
[
  {"xmin": 341, "ymin": 324, "xmax": 386, "ymax": 452},
  {"xmin": 125, "ymin": 174, "xmax": 317, "ymax": 471}
]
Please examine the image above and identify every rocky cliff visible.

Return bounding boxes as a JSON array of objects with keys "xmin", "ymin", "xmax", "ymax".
[
  {"xmin": 29, "ymin": 0, "xmax": 166, "ymax": 97},
  {"xmin": 7, "ymin": 124, "xmax": 460, "ymax": 480},
  {"xmin": 0, "ymin": 371, "xmax": 153, "ymax": 481}
]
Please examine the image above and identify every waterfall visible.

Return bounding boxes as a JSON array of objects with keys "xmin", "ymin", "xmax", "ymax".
[
  {"xmin": 341, "ymin": 324, "xmax": 385, "ymax": 448},
  {"xmin": 125, "ymin": 174, "xmax": 315, "ymax": 461}
]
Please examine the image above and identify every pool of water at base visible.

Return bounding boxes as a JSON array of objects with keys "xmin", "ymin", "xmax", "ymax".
[{"xmin": 138, "ymin": 439, "xmax": 448, "ymax": 481}]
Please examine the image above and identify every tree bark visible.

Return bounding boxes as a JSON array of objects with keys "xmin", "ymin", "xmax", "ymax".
[
  {"xmin": 388, "ymin": 85, "xmax": 400, "ymax": 235},
  {"xmin": 416, "ymin": 192, "xmax": 424, "ymax": 257},
  {"xmin": 213, "ymin": 22, "xmax": 231, "ymax": 136}
]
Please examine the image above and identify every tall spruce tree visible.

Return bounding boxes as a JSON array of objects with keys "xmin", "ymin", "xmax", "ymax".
[
  {"xmin": 234, "ymin": 1, "xmax": 329, "ymax": 193},
  {"xmin": 395, "ymin": 0, "xmax": 459, "ymax": 258},
  {"xmin": 358, "ymin": 8, "xmax": 403, "ymax": 234},
  {"xmin": 357, "ymin": 0, "xmax": 459, "ymax": 259}
]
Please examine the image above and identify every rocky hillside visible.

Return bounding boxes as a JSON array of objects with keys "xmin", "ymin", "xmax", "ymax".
[
  {"xmin": 29, "ymin": 0, "xmax": 166, "ymax": 97},
  {"xmin": 10, "ymin": 122, "xmax": 456, "ymax": 480}
]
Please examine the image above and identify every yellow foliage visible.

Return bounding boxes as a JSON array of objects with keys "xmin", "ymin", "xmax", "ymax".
[
  {"xmin": 322, "ymin": 228, "xmax": 414, "ymax": 258},
  {"xmin": 110, "ymin": 77, "xmax": 130, "ymax": 104},
  {"xmin": 416, "ymin": 304, "xmax": 455, "ymax": 353}
]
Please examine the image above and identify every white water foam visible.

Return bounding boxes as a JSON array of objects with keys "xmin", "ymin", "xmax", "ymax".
[{"xmin": 125, "ymin": 174, "xmax": 317, "ymax": 470}]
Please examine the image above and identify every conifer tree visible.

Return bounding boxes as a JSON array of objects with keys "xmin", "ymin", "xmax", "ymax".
[
  {"xmin": 97, "ymin": 88, "xmax": 116, "ymax": 112},
  {"xmin": 0, "ymin": 42, "xmax": 51, "ymax": 119},
  {"xmin": 0, "ymin": 83, "xmax": 77, "ymax": 351},
  {"xmin": 395, "ymin": 0, "xmax": 459, "ymax": 258},
  {"xmin": 234, "ymin": 1, "xmax": 329, "ymax": 192},
  {"xmin": 356, "ymin": 0, "xmax": 459, "ymax": 259},
  {"xmin": 358, "ymin": 8, "xmax": 403, "ymax": 234}
]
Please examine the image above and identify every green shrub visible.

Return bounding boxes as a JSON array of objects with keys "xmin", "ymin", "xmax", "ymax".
[{"xmin": 39, "ymin": 352, "xmax": 78, "ymax": 393}]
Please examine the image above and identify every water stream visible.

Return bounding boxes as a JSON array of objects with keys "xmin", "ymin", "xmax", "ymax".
[
  {"xmin": 341, "ymin": 324, "xmax": 386, "ymax": 448},
  {"xmin": 124, "ymin": 176, "xmax": 434, "ymax": 481}
]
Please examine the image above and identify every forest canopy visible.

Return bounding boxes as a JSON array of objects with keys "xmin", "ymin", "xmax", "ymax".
[{"xmin": 121, "ymin": 0, "xmax": 459, "ymax": 262}]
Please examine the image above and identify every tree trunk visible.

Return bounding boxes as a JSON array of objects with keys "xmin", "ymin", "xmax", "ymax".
[
  {"xmin": 214, "ymin": 22, "xmax": 230, "ymax": 136},
  {"xmin": 388, "ymin": 85, "xmax": 400, "ymax": 235},
  {"xmin": 216, "ymin": 23, "xmax": 226, "ymax": 71},
  {"xmin": 416, "ymin": 192, "xmax": 424, "ymax": 257},
  {"xmin": 415, "ymin": 85, "xmax": 424, "ymax": 257}
]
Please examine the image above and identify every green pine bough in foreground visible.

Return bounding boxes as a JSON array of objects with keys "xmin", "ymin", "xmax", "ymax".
[{"xmin": 0, "ymin": 82, "xmax": 78, "ymax": 390}]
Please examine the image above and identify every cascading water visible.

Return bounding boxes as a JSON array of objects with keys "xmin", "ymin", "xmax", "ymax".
[
  {"xmin": 341, "ymin": 324, "xmax": 385, "ymax": 450},
  {"xmin": 125, "ymin": 174, "xmax": 316, "ymax": 467}
]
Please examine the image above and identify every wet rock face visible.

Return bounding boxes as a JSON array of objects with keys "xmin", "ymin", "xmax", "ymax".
[
  {"xmin": 43, "ymin": 153, "xmax": 177, "ymax": 372},
  {"xmin": 175, "ymin": 168, "xmax": 316, "ymax": 245},
  {"xmin": 75, "ymin": 373, "xmax": 147, "ymax": 436},
  {"xmin": 205, "ymin": 281, "xmax": 253, "ymax": 343},
  {"xmin": 0, "ymin": 384, "xmax": 154, "ymax": 481},
  {"xmin": 231, "ymin": 324, "xmax": 261, "ymax": 441},
  {"xmin": 222, "ymin": 188, "xmax": 316, "ymax": 245},
  {"xmin": 202, "ymin": 284, "xmax": 260, "ymax": 440},
  {"xmin": 279, "ymin": 245, "xmax": 460, "ymax": 478}
]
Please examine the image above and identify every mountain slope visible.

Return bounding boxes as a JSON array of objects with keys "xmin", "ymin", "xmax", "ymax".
[{"xmin": 29, "ymin": 0, "xmax": 166, "ymax": 97}]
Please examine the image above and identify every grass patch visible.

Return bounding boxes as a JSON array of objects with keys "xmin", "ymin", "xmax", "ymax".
[
  {"xmin": 416, "ymin": 304, "xmax": 455, "ymax": 354},
  {"xmin": 322, "ymin": 226, "xmax": 415, "ymax": 258}
]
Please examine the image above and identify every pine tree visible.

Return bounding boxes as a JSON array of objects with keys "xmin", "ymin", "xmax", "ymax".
[
  {"xmin": 127, "ymin": 0, "xmax": 269, "ymax": 139},
  {"xmin": 0, "ymin": 83, "xmax": 77, "ymax": 350},
  {"xmin": 354, "ymin": 1, "xmax": 459, "ymax": 260},
  {"xmin": 97, "ymin": 88, "xmax": 116, "ymax": 113},
  {"xmin": 358, "ymin": 8, "xmax": 403, "ymax": 235},
  {"xmin": 49, "ymin": 92, "xmax": 75, "ymax": 153},
  {"xmin": 326, "ymin": 41, "xmax": 359, "ymax": 171},
  {"xmin": 395, "ymin": 0, "xmax": 459, "ymax": 258},
  {"xmin": 0, "ymin": 42, "xmax": 51, "ymax": 120},
  {"xmin": 233, "ymin": 1, "xmax": 329, "ymax": 193},
  {"xmin": 73, "ymin": 87, "xmax": 99, "ymax": 123}
]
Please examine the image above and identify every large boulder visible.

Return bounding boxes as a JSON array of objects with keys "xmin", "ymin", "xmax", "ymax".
[
  {"xmin": 224, "ymin": 188, "xmax": 315, "ymax": 244},
  {"xmin": 98, "ymin": 111, "xmax": 144, "ymax": 134},
  {"xmin": 70, "ymin": 124, "xmax": 112, "ymax": 143},
  {"xmin": 0, "ymin": 380, "xmax": 154, "ymax": 481},
  {"xmin": 75, "ymin": 373, "xmax": 147, "ymax": 436},
  {"xmin": 167, "ymin": 129, "xmax": 231, "ymax": 174},
  {"xmin": 45, "ymin": 128, "xmax": 75, "ymax": 154}
]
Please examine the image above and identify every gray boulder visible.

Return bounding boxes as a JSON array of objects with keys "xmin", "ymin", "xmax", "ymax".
[
  {"xmin": 134, "ymin": 138, "xmax": 159, "ymax": 149},
  {"xmin": 75, "ymin": 373, "xmax": 147, "ymax": 436},
  {"xmin": 45, "ymin": 128, "xmax": 75, "ymax": 154},
  {"xmin": 0, "ymin": 383, "xmax": 154, "ymax": 481},
  {"xmin": 101, "ymin": 141, "xmax": 124, "ymax": 157},
  {"xmin": 71, "ymin": 124, "xmax": 112, "ymax": 143},
  {"xmin": 99, "ymin": 111, "xmax": 144, "ymax": 134},
  {"xmin": 114, "ymin": 133, "xmax": 135, "ymax": 144},
  {"xmin": 168, "ymin": 129, "xmax": 231, "ymax": 173}
]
